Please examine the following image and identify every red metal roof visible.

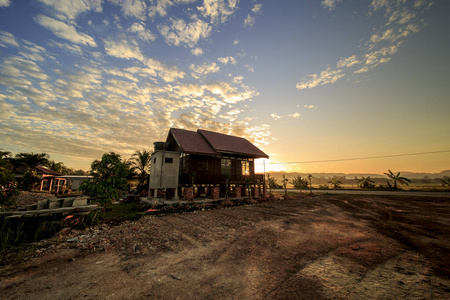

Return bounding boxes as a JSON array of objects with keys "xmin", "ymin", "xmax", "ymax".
[
  {"xmin": 168, "ymin": 128, "xmax": 268, "ymax": 158},
  {"xmin": 169, "ymin": 128, "xmax": 218, "ymax": 156}
]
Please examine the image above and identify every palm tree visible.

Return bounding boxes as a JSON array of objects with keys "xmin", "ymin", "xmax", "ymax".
[
  {"xmin": 15, "ymin": 152, "xmax": 49, "ymax": 171},
  {"xmin": 384, "ymin": 170, "xmax": 411, "ymax": 189},
  {"xmin": 130, "ymin": 150, "xmax": 153, "ymax": 182},
  {"xmin": 46, "ymin": 160, "xmax": 67, "ymax": 174},
  {"xmin": 327, "ymin": 176, "xmax": 343, "ymax": 189},
  {"xmin": 441, "ymin": 177, "xmax": 450, "ymax": 187}
]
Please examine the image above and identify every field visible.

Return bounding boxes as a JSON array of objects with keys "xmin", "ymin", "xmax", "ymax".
[{"xmin": 1, "ymin": 194, "xmax": 449, "ymax": 299}]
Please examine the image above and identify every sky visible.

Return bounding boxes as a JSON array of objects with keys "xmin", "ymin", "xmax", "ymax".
[{"xmin": 0, "ymin": 0, "xmax": 449, "ymax": 174}]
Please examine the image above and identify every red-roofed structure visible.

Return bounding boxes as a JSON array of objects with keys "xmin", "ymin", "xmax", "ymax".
[{"xmin": 149, "ymin": 128, "xmax": 268, "ymax": 200}]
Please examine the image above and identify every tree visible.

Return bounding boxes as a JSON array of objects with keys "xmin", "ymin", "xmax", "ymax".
[
  {"xmin": 15, "ymin": 152, "xmax": 49, "ymax": 170},
  {"xmin": 130, "ymin": 150, "xmax": 152, "ymax": 182},
  {"xmin": 46, "ymin": 160, "xmax": 68, "ymax": 174},
  {"xmin": 267, "ymin": 173, "xmax": 279, "ymax": 196},
  {"xmin": 0, "ymin": 166, "xmax": 19, "ymax": 207},
  {"xmin": 327, "ymin": 176, "xmax": 343, "ymax": 189},
  {"xmin": 282, "ymin": 174, "xmax": 288, "ymax": 196},
  {"xmin": 384, "ymin": 170, "xmax": 411, "ymax": 189},
  {"xmin": 308, "ymin": 174, "xmax": 313, "ymax": 194},
  {"xmin": 441, "ymin": 177, "xmax": 450, "ymax": 187},
  {"xmin": 290, "ymin": 175, "xmax": 308, "ymax": 191},
  {"xmin": 357, "ymin": 176, "xmax": 375, "ymax": 189},
  {"xmin": 79, "ymin": 152, "xmax": 129, "ymax": 205}
]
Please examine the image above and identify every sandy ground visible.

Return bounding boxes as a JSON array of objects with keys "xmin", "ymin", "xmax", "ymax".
[{"xmin": 1, "ymin": 194, "xmax": 449, "ymax": 299}]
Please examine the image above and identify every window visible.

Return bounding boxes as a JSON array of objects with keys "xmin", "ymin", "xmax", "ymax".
[
  {"xmin": 153, "ymin": 158, "xmax": 156, "ymax": 163},
  {"xmin": 198, "ymin": 159, "xmax": 208, "ymax": 170},
  {"xmin": 165, "ymin": 157, "xmax": 173, "ymax": 164},
  {"xmin": 221, "ymin": 158, "xmax": 231, "ymax": 176},
  {"xmin": 241, "ymin": 160, "xmax": 249, "ymax": 176}
]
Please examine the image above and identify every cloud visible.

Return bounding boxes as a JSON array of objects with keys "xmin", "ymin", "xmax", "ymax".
[
  {"xmin": 337, "ymin": 55, "xmax": 360, "ymax": 68},
  {"xmin": 191, "ymin": 47, "xmax": 203, "ymax": 56},
  {"xmin": 303, "ymin": 105, "xmax": 317, "ymax": 109},
  {"xmin": 104, "ymin": 37, "xmax": 143, "ymax": 61},
  {"xmin": 109, "ymin": 0, "xmax": 147, "ymax": 20},
  {"xmin": 35, "ymin": 14, "xmax": 97, "ymax": 47},
  {"xmin": 190, "ymin": 62, "xmax": 220, "ymax": 79},
  {"xmin": 252, "ymin": 3, "xmax": 263, "ymax": 14},
  {"xmin": 218, "ymin": 56, "xmax": 237, "ymax": 65},
  {"xmin": 322, "ymin": 0, "xmax": 341, "ymax": 10},
  {"xmin": 0, "ymin": 0, "xmax": 10, "ymax": 7},
  {"xmin": 271, "ymin": 113, "xmax": 281, "ymax": 120},
  {"xmin": 297, "ymin": 0, "xmax": 428, "ymax": 91},
  {"xmin": 158, "ymin": 17, "xmax": 212, "ymax": 48},
  {"xmin": 233, "ymin": 39, "xmax": 239, "ymax": 45},
  {"xmin": 128, "ymin": 22, "xmax": 157, "ymax": 42},
  {"xmin": 288, "ymin": 112, "xmax": 301, "ymax": 118},
  {"xmin": 244, "ymin": 15, "xmax": 255, "ymax": 27},
  {"xmin": 0, "ymin": 30, "xmax": 19, "ymax": 48},
  {"xmin": 296, "ymin": 67, "xmax": 344, "ymax": 90},
  {"xmin": 37, "ymin": 0, "xmax": 102, "ymax": 20},
  {"xmin": 197, "ymin": 0, "xmax": 239, "ymax": 24},
  {"xmin": 48, "ymin": 40, "xmax": 83, "ymax": 55}
]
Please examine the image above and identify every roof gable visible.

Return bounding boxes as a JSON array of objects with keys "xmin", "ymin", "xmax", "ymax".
[{"xmin": 198, "ymin": 129, "xmax": 268, "ymax": 158}]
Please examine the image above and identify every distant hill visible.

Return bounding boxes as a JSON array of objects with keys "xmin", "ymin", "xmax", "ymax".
[{"xmin": 265, "ymin": 170, "xmax": 450, "ymax": 181}]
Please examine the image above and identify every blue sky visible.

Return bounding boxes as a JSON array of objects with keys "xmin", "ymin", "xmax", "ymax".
[{"xmin": 0, "ymin": 0, "xmax": 449, "ymax": 173}]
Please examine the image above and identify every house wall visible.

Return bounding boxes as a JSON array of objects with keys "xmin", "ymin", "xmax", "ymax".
[
  {"xmin": 149, "ymin": 150, "xmax": 180, "ymax": 189},
  {"xmin": 179, "ymin": 154, "xmax": 257, "ymax": 185}
]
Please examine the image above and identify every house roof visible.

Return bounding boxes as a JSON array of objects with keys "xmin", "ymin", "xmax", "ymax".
[
  {"xmin": 35, "ymin": 166, "xmax": 63, "ymax": 176},
  {"xmin": 168, "ymin": 128, "xmax": 269, "ymax": 158},
  {"xmin": 169, "ymin": 128, "xmax": 217, "ymax": 156}
]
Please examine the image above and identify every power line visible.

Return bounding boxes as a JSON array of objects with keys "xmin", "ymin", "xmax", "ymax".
[{"xmin": 256, "ymin": 150, "xmax": 450, "ymax": 165}]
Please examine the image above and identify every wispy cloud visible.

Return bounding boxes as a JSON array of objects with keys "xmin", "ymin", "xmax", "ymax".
[
  {"xmin": 109, "ymin": 0, "xmax": 147, "ymax": 20},
  {"xmin": 271, "ymin": 113, "xmax": 281, "ymax": 120},
  {"xmin": 158, "ymin": 16, "xmax": 212, "ymax": 48},
  {"xmin": 37, "ymin": 0, "xmax": 102, "ymax": 20},
  {"xmin": 244, "ymin": 15, "xmax": 255, "ymax": 27},
  {"xmin": 0, "ymin": 0, "xmax": 10, "ymax": 8},
  {"xmin": 190, "ymin": 62, "xmax": 219, "ymax": 79},
  {"xmin": 35, "ymin": 14, "xmax": 97, "ymax": 47},
  {"xmin": 128, "ymin": 22, "xmax": 157, "ymax": 42},
  {"xmin": 297, "ymin": 0, "xmax": 431, "ymax": 90},
  {"xmin": 296, "ymin": 67, "xmax": 344, "ymax": 90},
  {"xmin": 218, "ymin": 56, "xmax": 237, "ymax": 65},
  {"xmin": 0, "ymin": 30, "xmax": 19, "ymax": 48},
  {"xmin": 191, "ymin": 47, "xmax": 203, "ymax": 56},
  {"xmin": 197, "ymin": 0, "xmax": 239, "ymax": 25},
  {"xmin": 322, "ymin": 0, "xmax": 341, "ymax": 11}
]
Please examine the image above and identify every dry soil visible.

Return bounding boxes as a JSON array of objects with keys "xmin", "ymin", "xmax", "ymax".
[{"xmin": 1, "ymin": 194, "xmax": 449, "ymax": 299}]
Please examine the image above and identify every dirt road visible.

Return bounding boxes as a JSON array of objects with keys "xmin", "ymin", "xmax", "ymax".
[{"xmin": 1, "ymin": 195, "xmax": 449, "ymax": 299}]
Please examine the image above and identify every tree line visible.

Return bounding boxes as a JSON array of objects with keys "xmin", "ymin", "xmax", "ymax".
[{"xmin": 0, "ymin": 150, "xmax": 153, "ymax": 207}]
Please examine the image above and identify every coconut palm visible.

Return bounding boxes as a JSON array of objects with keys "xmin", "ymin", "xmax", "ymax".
[
  {"xmin": 384, "ymin": 170, "xmax": 411, "ymax": 189},
  {"xmin": 130, "ymin": 150, "xmax": 153, "ymax": 182},
  {"xmin": 46, "ymin": 160, "xmax": 67, "ymax": 174}
]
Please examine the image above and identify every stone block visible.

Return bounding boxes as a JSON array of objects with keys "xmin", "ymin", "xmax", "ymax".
[{"xmin": 213, "ymin": 187, "xmax": 220, "ymax": 200}]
